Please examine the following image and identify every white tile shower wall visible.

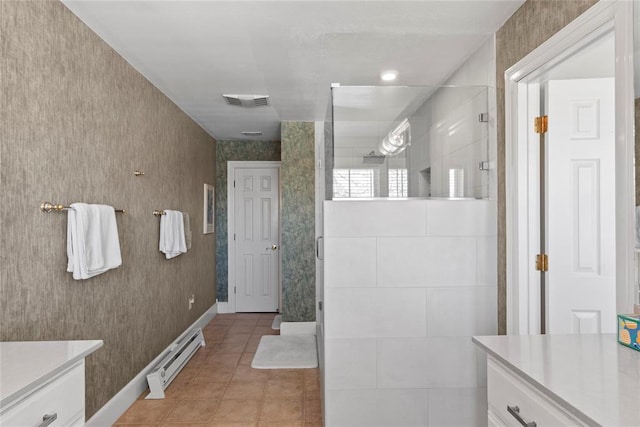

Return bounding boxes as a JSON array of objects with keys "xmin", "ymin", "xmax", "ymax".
[
  {"xmin": 408, "ymin": 36, "xmax": 497, "ymax": 200},
  {"xmin": 326, "ymin": 389, "xmax": 429, "ymax": 427},
  {"xmin": 412, "ymin": 87, "xmax": 489, "ymax": 199},
  {"xmin": 324, "ymin": 200, "xmax": 427, "ymax": 237},
  {"xmin": 425, "ymin": 200, "xmax": 496, "ymax": 236},
  {"xmin": 325, "ymin": 338, "xmax": 377, "ymax": 390},
  {"xmin": 376, "ymin": 237, "xmax": 477, "ymax": 287},
  {"xmin": 427, "ymin": 387, "xmax": 488, "ymax": 427},
  {"xmin": 323, "ymin": 199, "xmax": 496, "ymax": 426},
  {"xmin": 376, "ymin": 338, "xmax": 430, "ymax": 388},
  {"xmin": 324, "ymin": 288, "xmax": 427, "ymax": 338},
  {"xmin": 426, "ymin": 287, "xmax": 497, "ymax": 337},
  {"xmin": 324, "ymin": 238, "xmax": 376, "ymax": 287},
  {"xmin": 477, "ymin": 236, "xmax": 498, "ymax": 286}
]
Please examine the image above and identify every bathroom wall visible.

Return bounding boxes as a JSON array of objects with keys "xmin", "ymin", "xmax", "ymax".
[
  {"xmin": 409, "ymin": 37, "xmax": 497, "ymax": 200},
  {"xmin": 447, "ymin": 37, "xmax": 498, "ymax": 202},
  {"xmin": 215, "ymin": 140, "xmax": 281, "ymax": 302},
  {"xmin": 635, "ymin": 99, "xmax": 640, "ymax": 205},
  {"xmin": 323, "ymin": 199, "xmax": 497, "ymax": 426},
  {"xmin": 1, "ymin": 1, "xmax": 216, "ymax": 417},
  {"xmin": 281, "ymin": 121, "xmax": 316, "ymax": 322},
  {"xmin": 408, "ymin": 87, "xmax": 489, "ymax": 198},
  {"xmin": 495, "ymin": 0, "xmax": 598, "ymax": 333}
]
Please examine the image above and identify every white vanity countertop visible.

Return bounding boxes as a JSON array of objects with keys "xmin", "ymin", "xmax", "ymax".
[
  {"xmin": 0, "ymin": 340, "xmax": 103, "ymax": 408},
  {"xmin": 473, "ymin": 334, "xmax": 640, "ymax": 426}
]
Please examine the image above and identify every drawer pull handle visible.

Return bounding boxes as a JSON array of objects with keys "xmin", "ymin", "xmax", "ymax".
[
  {"xmin": 39, "ymin": 413, "xmax": 58, "ymax": 427},
  {"xmin": 507, "ymin": 405, "xmax": 536, "ymax": 427}
]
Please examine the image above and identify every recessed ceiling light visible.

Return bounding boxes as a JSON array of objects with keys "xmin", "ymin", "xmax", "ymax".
[{"xmin": 380, "ymin": 70, "xmax": 398, "ymax": 81}]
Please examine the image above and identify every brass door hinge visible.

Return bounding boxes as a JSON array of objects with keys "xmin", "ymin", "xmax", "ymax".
[
  {"xmin": 535, "ymin": 116, "xmax": 548, "ymax": 134},
  {"xmin": 535, "ymin": 254, "xmax": 549, "ymax": 272}
]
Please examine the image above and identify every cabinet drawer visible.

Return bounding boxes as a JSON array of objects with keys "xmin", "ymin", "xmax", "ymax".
[
  {"xmin": 1, "ymin": 361, "xmax": 84, "ymax": 427},
  {"xmin": 487, "ymin": 357, "xmax": 584, "ymax": 427}
]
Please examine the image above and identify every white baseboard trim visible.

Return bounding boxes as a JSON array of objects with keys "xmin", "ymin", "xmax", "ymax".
[
  {"xmin": 86, "ymin": 303, "xmax": 218, "ymax": 427},
  {"xmin": 216, "ymin": 301, "xmax": 235, "ymax": 314},
  {"xmin": 280, "ymin": 321, "xmax": 316, "ymax": 335}
]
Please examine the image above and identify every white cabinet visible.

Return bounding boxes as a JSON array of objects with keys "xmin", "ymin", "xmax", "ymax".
[
  {"xmin": 0, "ymin": 340, "xmax": 102, "ymax": 427},
  {"xmin": 487, "ymin": 356, "xmax": 585, "ymax": 426},
  {"xmin": 0, "ymin": 361, "xmax": 85, "ymax": 427},
  {"xmin": 475, "ymin": 334, "xmax": 639, "ymax": 427}
]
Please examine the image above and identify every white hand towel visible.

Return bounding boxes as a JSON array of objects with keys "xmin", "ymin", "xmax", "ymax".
[
  {"xmin": 159, "ymin": 210, "xmax": 187, "ymax": 259},
  {"xmin": 67, "ymin": 203, "xmax": 122, "ymax": 280},
  {"xmin": 183, "ymin": 212, "xmax": 192, "ymax": 250}
]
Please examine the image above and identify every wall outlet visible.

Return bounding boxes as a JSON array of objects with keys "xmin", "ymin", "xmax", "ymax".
[{"xmin": 188, "ymin": 294, "xmax": 195, "ymax": 310}]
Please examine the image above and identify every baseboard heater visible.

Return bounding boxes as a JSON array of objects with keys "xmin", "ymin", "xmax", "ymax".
[{"xmin": 145, "ymin": 328, "xmax": 205, "ymax": 399}]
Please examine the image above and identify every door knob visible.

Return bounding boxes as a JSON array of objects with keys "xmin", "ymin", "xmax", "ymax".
[{"xmin": 268, "ymin": 244, "xmax": 278, "ymax": 250}]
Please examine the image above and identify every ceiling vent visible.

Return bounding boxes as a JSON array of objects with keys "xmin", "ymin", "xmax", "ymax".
[
  {"xmin": 241, "ymin": 131, "xmax": 263, "ymax": 137},
  {"xmin": 223, "ymin": 94, "xmax": 270, "ymax": 108}
]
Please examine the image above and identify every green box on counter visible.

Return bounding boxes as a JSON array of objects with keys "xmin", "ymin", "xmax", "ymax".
[{"xmin": 618, "ymin": 314, "xmax": 640, "ymax": 351}]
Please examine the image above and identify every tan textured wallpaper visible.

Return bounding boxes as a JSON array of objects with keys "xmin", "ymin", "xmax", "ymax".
[
  {"xmin": 495, "ymin": 0, "xmax": 598, "ymax": 334},
  {"xmin": 636, "ymin": 99, "xmax": 640, "ymax": 206},
  {"xmin": 1, "ymin": 1, "xmax": 216, "ymax": 417}
]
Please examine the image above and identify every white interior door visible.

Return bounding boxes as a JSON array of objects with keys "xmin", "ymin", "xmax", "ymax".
[
  {"xmin": 546, "ymin": 78, "xmax": 616, "ymax": 334},
  {"xmin": 234, "ymin": 167, "xmax": 280, "ymax": 312}
]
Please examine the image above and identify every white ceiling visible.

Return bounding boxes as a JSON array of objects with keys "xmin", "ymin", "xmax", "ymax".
[{"xmin": 61, "ymin": 0, "xmax": 525, "ymax": 141}]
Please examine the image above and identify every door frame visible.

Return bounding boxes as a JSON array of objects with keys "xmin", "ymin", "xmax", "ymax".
[
  {"xmin": 227, "ymin": 161, "xmax": 282, "ymax": 313},
  {"xmin": 505, "ymin": 0, "xmax": 635, "ymax": 334}
]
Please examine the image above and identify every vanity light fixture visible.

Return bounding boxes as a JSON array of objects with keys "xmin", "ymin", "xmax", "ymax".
[
  {"xmin": 380, "ymin": 70, "xmax": 398, "ymax": 82},
  {"xmin": 379, "ymin": 118, "xmax": 411, "ymax": 156}
]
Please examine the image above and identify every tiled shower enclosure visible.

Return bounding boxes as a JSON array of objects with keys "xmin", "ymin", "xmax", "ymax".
[{"xmin": 322, "ymin": 199, "xmax": 497, "ymax": 426}]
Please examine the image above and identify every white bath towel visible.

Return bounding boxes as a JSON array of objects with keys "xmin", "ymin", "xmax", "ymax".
[
  {"xmin": 183, "ymin": 212, "xmax": 192, "ymax": 250},
  {"xmin": 67, "ymin": 203, "xmax": 122, "ymax": 280},
  {"xmin": 160, "ymin": 210, "xmax": 187, "ymax": 259}
]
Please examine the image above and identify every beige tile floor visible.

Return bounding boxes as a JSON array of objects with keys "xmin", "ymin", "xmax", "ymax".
[{"xmin": 116, "ymin": 313, "xmax": 323, "ymax": 427}]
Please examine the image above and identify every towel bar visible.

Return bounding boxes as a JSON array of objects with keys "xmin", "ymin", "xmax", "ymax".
[
  {"xmin": 153, "ymin": 210, "xmax": 166, "ymax": 216},
  {"xmin": 40, "ymin": 202, "xmax": 126, "ymax": 214}
]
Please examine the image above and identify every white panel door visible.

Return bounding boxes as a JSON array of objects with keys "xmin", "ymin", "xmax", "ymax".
[
  {"xmin": 546, "ymin": 78, "xmax": 615, "ymax": 333},
  {"xmin": 234, "ymin": 167, "xmax": 280, "ymax": 312}
]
